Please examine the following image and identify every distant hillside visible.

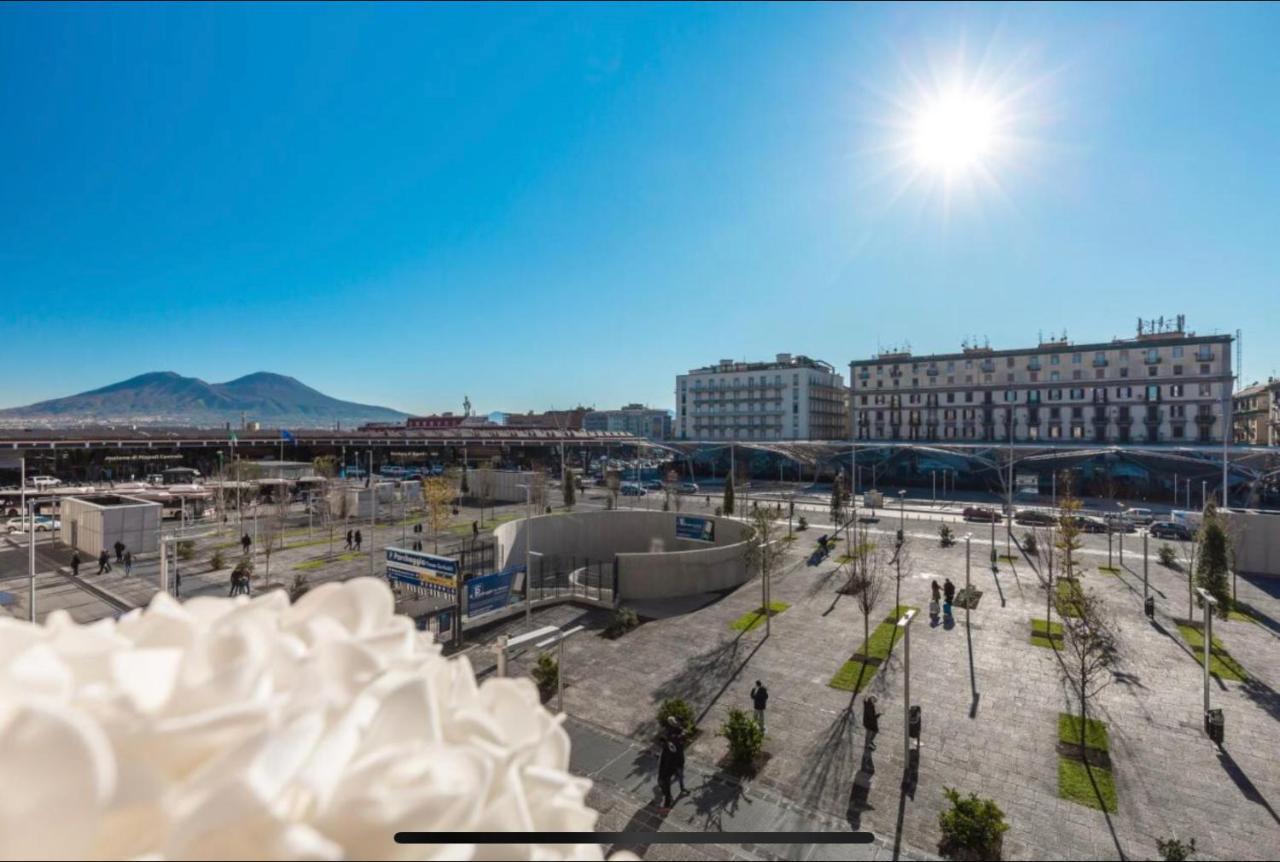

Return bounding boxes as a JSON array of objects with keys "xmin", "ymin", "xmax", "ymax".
[{"xmin": 0, "ymin": 371, "xmax": 409, "ymax": 428}]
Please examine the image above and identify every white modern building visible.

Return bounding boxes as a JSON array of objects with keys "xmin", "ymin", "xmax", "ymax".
[
  {"xmin": 583, "ymin": 404, "xmax": 672, "ymax": 440},
  {"xmin": 59, "ymin": 494, "xmax": 161, "ymax": 557},
  {"xmin": 675, "ymin": 354, "xmax": 847, "ymax": 441}
]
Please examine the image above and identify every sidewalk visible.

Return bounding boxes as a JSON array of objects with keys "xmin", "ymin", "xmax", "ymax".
[{"xmin": 566, "ymin": 715, "xmax": 935, "ymax": 861}]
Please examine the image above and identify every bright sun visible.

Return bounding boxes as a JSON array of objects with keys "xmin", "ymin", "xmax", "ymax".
[{"xmin": 910, "ymin": 88, "xmax": 1002, "ymax": 174}]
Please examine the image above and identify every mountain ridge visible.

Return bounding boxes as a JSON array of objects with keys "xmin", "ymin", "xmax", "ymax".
[{"xmin": 0, "ymin": 371, "xmax": 409, "ymax": 428}]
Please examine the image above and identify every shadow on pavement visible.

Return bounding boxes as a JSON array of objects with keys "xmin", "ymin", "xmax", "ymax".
[
  {"xmin": 651, "ymin": 629, "xmax": 767, "ymax": 729},
  {"xmin": 1217, "ymin": 746, "xmax": 1280, "ymax": 827}
]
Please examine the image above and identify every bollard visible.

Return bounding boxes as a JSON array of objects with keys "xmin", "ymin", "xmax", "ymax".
[{"xmin": 1144, "ymin": 596, "xmax": 1155, "ymax": 619}]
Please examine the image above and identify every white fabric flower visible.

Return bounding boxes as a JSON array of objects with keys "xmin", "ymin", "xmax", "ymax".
[{"xmin": 0, "ymin": 578, "xmax": 632, "ymax": 861}]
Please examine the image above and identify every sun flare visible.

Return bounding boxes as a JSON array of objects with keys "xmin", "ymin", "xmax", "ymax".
[{"xmin": 910, "ymin": 89, "xmax": 1002, "ymax": 174}]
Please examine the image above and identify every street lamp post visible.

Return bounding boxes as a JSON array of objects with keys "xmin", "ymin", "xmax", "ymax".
[
  {"xmin": 1142, "ymin": 529, "xmax": 1149, "ymax": 599},
  {"xmin": 898, "ymin": 490, "xmax": 906, "ymax": 547},
  {"xmin": 368, "ymin": 451, "xmax": 375, "ymax": 578},
  {"xmin": 28, "ymin": 499, "xmax": 37, "ymax": 623},
  {"xmin": 931, "ymin": 470, "xmax": 936, "ymax": 507},
  {"xmin": 1196, "ymin": 587, "xmax": 1219, "ymax": 738},
  {"xmin": 964, "ymin": 534, "xmax": 973, "ymax": 624},
  {"xmin": 898, "ymin": 608, "xmax": 918, "ymax": 767}
]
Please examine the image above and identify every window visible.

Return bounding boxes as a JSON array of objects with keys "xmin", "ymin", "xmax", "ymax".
[
  {"xmin": 1199, "ymin": 382, "xmax": 1211, "ymax": 396},
  {"xmin": 1006, "ymin": 373, "xmax": 1014, "ymax": 383},
  {"xmin": 1004, "ymin": 390, "xmax": 1017, "ymax": 402},
  {"xmin": 1051, "ymin": 355, "xmax": 1060, "ymax": 365},
  {"xmin": 946, "ymin": 393, "xmax": 955, "ymax": 404},
  {"xmin": 1050, "ymin": 371, "xmax": 1060, "ymax": 382},
  {"xmin": 1170, "ymin": 384, "xmax": 1184, "ymax": 397},
  {"xmin": 1173, "ymin": 346, "xmax": 1184, "ymax": 358},
  {"xmin": 1072, "ymin": 370, "xmax": 1083, "ymax": 380},
  {"xmin": 1200, "ymin": 363, "xmax": 1211, "ymax": 375},
  {"xmin": 1146, "ymin": 385, "xmax": 1159, "ymax": 401},
  {"xmin": 1146, "ymin": 348, "xmax": 1159, "ymax": 363},
  {"xmin": 1120, "ymin": 367, "xmax": 1129, "ymax": 378},
  {"xmin": 1095, "ymin": 369, "xmax": 1105, "ymax": 380},
  {"xmin": 1173, "ymin": 365, "xmax": 1183, "ymax": 376},
  {"xmin": 1148, "ymin": 366, "xmax": 1158, "ymax": 377},
  {"xmin": 964, "ymin": 392, "xmax": 974, "ymax": 403},
  {"xmin": 1069, "ymin": 388, "xmax": 1085, "ymax": 400},
  {"xmin": 1072, "ymin": 353, "xmax": 1083, "ymax": 364}
]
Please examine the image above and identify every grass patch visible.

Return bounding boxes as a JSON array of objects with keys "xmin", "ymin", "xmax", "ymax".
[
  {"xmin": 1176, "ymin": 623, "xmax": 1248, "ymax": 682},
  {"xmin": 1227, "ymin": 606, "xmax": 1260, "ymax": 625},
  {"xmin": 1058, "ymin": 713, "xmax": 1110, "ymax": 752},
  {"xmin": 1030, "ymin": 618, "xmax": 1063, "ymax": 649},
  {"xmin": 1056, "ymin": 578, "xmax": 1084, "ymax": 618},
  {"xmin": 835, "ymin": 553, "xmax": 855, "ymax": 564},
  {"xmin": 999, "ymin": 554, "xmax": 1018, "ymax": 563},
  {"xmin": 1097, "ymin": 565, "xmax": 1122, "ymax": 575},
  {"xmin": 828, "ymin": 605, "xmax": 918, "ymax": 692},
  {"xmin": 1058, "ymin": 757, "xmax": 1117, "ymax": 812},
  {"xmin": 729, "ymin": 601, "xmax": 791, "ymax": 632},
  {"xmin": 292, "ymin": 550, "xmax": 363, "ymax": 571}
]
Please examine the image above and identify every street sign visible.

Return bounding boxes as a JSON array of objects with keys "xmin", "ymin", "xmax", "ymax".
[
  {"xmin": 385, "ymin": 546, "xmax": 458, "ymax": 598},
  {"xmin": 676, "ymin": 515, "xmax": 715, "ymax": 543},
  {"xmin": 466, "ymin": 566, "xmax": 520, "ymax": 616}
]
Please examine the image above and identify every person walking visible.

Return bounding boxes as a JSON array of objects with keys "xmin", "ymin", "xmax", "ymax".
[
  {"xmin": 113, "ymin": 540, "xmax": 125, "ymax": 563},
  {"xmin": 943, "ymin": 577, "xmax": 955, "ymax": 605},
  {"xmin": 472, "ymin": 520, "xmax": 479, "ymax": 540},
  {"xmin": 344, "ymin": 529, "xmax": 353, "ymax": 551},
  {"xmin": 656, "ymin": 734, "xmax": 679, "ymax": 811},
  {"xmin": 124, "ymin": 550, "xmax": 133, "ymax": 576},
  {"xmin": 665, "ymin": 716, "xmax": 688, "ymax": 795},
  {"xmin": 70, "ymin": 551, "xmax": 81, "ymax": 578},
  {"xmin": 862, "ymin": 695, "xmax": 882, "ymax": 746},
  {"xmin": 931, "ymin": 579, "xmax": 942, "ymax": 603},
  {"xmin": 241, "ymin": 533, "xmax": 251, "ymax": 554},
  {"xmin": 97, "ymin": 549, "xmax": 111, "ymax": 575},
  {"xmin": 354, "ymin": 530, "xmax": 363, "ymax": 551},
  {"xmin": 750, "ymin": 680, "xmax": 769, "ymax": 732}
]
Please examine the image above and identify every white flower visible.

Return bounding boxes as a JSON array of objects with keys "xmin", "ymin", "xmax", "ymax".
[{"xmin": 0, "ymin": 578, "xmax": 633, "ymax": 861}]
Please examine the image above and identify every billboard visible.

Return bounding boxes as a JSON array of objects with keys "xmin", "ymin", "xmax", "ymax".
[
  {"xmin": 675, "ymin": 515, "xmax": 715, "ymax": 543},
  {"xmin": 465, "ymin": 566, "xmax": 520, "ymax": 617},
  {"xmin": 385, "ymin": 546, "xmax": 458, "ymax": 599}
]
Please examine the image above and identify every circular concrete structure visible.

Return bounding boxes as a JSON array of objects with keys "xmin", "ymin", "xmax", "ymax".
[{"xmin": 493, "ymin": 510, "xmax": 754, "ymax": 601}]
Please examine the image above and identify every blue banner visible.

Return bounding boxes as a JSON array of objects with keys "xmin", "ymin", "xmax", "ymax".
[
  {"xmin": 466, "ymin": 567, "xmax": 519, "ymax": 617},
  {"xmin": 675, "ymin": 515, "xmax": 715, "ymax": 543},
  {"xmin": 386, "ymin": 547, "xmax": 459, "ymax": 575}
]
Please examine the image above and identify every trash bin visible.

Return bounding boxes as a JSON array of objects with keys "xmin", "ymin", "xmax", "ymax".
[
  {"xmin": 1205, "ymin": 708, "xmax": 1224, "ymax": 744},
  {"xmin": 908, "ymin": 705, "xmax": 922, "ymax": 740},
  {"xmin": 1144, "ymin": 596, "xmax": 1155, "ymax": 618}
]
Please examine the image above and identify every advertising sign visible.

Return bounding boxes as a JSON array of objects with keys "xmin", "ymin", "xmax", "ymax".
[
  {"xmin": 385, "ymin": 547, "xmax": 458, "ymax": 599},
  {"xmin": 675, "ymin": 515, "xmax": 715, "ymax": 543},
  {"xmin": 465, "ymin": 566, "xmax": 520, "ymax": 617}
]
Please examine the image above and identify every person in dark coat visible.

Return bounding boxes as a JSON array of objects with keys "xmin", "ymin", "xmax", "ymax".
[
  {"xmin": 345, "ymin": 529, "xmax": 353, "ymax": 550},
  {"xmin": 354, "ymin": 530, "xmax": 363, "ymax": 551},
  {"xmin": 943, "ymin": 578, "xmax": 956, "ymax": 604},
  {"xmin": 665, "ymin": 716, "xmax": 687, "ymax": 794},
  {"xmin": 70, "ymin": 551, "xmax": 81, "ymax": 578},
  {"xmin": 472, "ymin": 520, "xmax": 479, "ymax": 540},
  {"xmin": 124, "ymin": 550, "xmax": 133, "ymax": 576},
  {"xmin": 750, "ymin": 680, "xmax": 769, "ymax": 732},
  {"xmin": 863, "ymin": 695, "xmax": 881, "ymax": 745},
  {"xmin": 113, "ymin": 540, "xmax": 125, "ymax": 563},
  {"xmin": 931, "ymin": 580, "xmax": 942, "ymax": 603},
  {"xmin": 241, "ymin": 533, "xmax": 251, "ymax": 553},
  {"xmin": 657, "ymin": 735, "xmax": 679, "ymax": 810},
  {"xmin": 97, "ymin": 549, "xmax": 111, "ymax": 575}
]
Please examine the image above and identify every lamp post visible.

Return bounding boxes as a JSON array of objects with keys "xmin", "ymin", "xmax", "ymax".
[
  {"xmin": 931, "ymin": 470, "xmax": 936, "ymax": 507},
  {"xmin": 897, "ymin": 489, "xmax": 906, "ymax": 547},
  {"xmin": 28, "ymin": 499, "xmax": 37, "ymax": 623},
  {"xmin": 898, "ymin": 608, "xmax": 918, "ymax": 767},
  {"xmin": 518, "ymin": 483, "xmax": 533, "ymax": 624},
  {"xmin": 1196, "ymin": 587, "xmax": 1219, "ymax": 737}
]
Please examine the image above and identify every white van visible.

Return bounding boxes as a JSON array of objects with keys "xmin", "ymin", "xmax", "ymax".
[
  {"xmin": 1123, "ymin": 507, "xmax": 1155, "ymax": 526},
  {"xmin": 27, "ymin": 476, "xmax": 61, "ymax": 489}
]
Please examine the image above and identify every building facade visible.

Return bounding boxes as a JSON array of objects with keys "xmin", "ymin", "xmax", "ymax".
[
  {"xmin": 583, "ymin": 404, "xmax": 672, "ymax": 440},
  {"xmin": 502, "ymin": 408, "xmax": 590, "ymax": 431},
  {"xmin": 850, "ymin": 323, "xmax": 1234, "ymax": 445},
  {"xmin": 1233, "ymin": 379, "xmax": 1280, "ymax": 446},
  {"xmin": 676, "ymin": 353, "xmax": 847, "ymax": 441}
]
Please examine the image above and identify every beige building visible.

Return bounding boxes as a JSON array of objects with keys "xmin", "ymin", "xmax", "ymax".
[
  {"xmin": 850, "ymin": 320, "xmax": 1233, "ymax": 445},
  {"xmin": 676, "ymin": 354, "xmax": 847, "ymax": 441},
  {"xmin": 1233, "ymin": 378, "xmax": 1280, "ymax": 446}
]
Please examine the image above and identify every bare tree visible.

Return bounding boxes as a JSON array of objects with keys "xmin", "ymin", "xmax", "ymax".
[
  {"xmin": 562, "ymin": 468, "xmax": 576, "ymax": 509},
  {"xmin": 1058, "ymin": 586, "xmax": 1119, "ymax": 757},
  {"xmin": 1055, "ymin": 473, "xmax": 1084, "ymax": 580},
  {"xmin": 312, "ymin": 456, "xmax": 338, "ymax": 558},
  {"xmin": 1036, "ymin": 524, "xmax": 1061, "ymax": 635},
  {"xmin": 423, "ymin": 476, "xmax": 455, "ymax": 553},
  {"xmin": 742, "ymin": 504, "xmax": 782, "ymax": 634},
  {"xmin": 852, "ymin": 546, "xmax": 888, "ymax": 650}
]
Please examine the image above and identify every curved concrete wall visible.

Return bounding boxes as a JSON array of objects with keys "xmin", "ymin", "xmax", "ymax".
[{"xmin": 494, "ymin": 510, "xmax": 753, "ymax": 600}]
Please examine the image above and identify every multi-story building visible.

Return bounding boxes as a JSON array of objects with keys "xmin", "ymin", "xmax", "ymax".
[
  {"xmin": 583, "ymin": 404, "xmax": 672, "ymax": 440},
  {"xmin": 1233, "ymin": 379, "xmax": 1280, "ymax": 446},
  {"xmin": 850, "ymin": 320, "xmax": 1233, "ymax": 445},
  {"xmin": 676, "ymin": 353, "xmax": 847, "ymax": 441},
  {"xmin": 502, "ymin": 407, "xmax": 590, "ymax": 431}
]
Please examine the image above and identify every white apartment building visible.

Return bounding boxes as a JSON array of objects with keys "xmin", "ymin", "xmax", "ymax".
[
  {"xmin": 676, "ymin": 354, "xmax": 847, "ymax": 441},
  {"xmin": 583, "ymin": 404, "xmax": 672, "ymax": 440},
  {"xmin": 850, "ymin": 320, "xmax": 1233, "ymax": 446}
]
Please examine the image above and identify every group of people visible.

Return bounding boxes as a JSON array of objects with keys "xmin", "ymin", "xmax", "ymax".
[
  {"xmin": 69, "ymin": 541, "xmax": 132, "ymax": 578},
  {"xmin": 929, "ymin": 578, "xmax": 957, "ymax": 626},
  {"xmin": 343, "ymin": 530, "xmax": 364, "ymax": 551}
]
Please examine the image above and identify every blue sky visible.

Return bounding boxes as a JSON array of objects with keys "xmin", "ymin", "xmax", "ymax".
[{"xmin": 2, "ymin": 2, "xmax": 1277, "ymax": 415}]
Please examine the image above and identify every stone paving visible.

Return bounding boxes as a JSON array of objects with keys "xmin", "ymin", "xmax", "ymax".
[{"xmin": 496, "ymin": 514, "xmax": 1280, "ymax": 861}]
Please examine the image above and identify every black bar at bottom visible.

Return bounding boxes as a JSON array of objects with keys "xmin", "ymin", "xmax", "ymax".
[{"xmin": 395, "ymin": 831, "xmax": 874, "ymax": 845}]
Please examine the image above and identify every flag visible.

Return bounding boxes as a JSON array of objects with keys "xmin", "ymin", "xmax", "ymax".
[
  {"xmin": 281, "ymin": 429, "xmax": 295, "ymax": 443},
  {"xmin": 229, "ymin": 431, "xmax": 238, "ymax": 445}
]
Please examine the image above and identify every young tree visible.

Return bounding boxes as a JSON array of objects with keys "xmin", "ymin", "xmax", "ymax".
[
  {"xmin": 423, "ymin": 476, "xmax": 455, "ymax": 552},
  {"xmin": 830, "ymin": 471, "xmax": 846, "ymax": 529},
  {"xmin": 1036, "ymin": 524, "xmax": 1061, "ymax": 637},
  {"xmin": 852, "ymin": 545, "xmax": 888, "ymax": 651},
  {"xmin": 743, "ymin": 505, "xmax": 781, "ymax": 634},
  {"xmin": 1195, "ymin": 502, "xmax": 1232, "ymax": 618},
  {"xmin": 562, "ymin": 469, "xmax": 576, "ymax": 509},
  {"xmin": 312, "ymin": 455, "xmax": 338, "ymax": 557},
  {"xmin": 723, "ymin": 471, "xmax": 735, "ymax": 516},
  {"xmin": 1055, "ymin": 473, "xmax": 1084, "ymax": 579},
  {"xmin": 1058, "ymin": 586, "xmax": 1119, "ymax": 760}
]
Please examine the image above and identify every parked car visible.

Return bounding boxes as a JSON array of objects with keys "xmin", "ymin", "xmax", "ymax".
[
  {"xmin": 1067, "ymin": 515, "xmax": 1108, "ymax": 533},
  {"xmin": 1103, "ymin": 514, "xmax": 1137, "ymax": 533},
  {"xmin": 678, "ymin": 482, "xmax": 700, "ymax": 494},
  {"xmin": 27, "ymin": 475, "xmax": 62, "ymax": 489},
  {"xmin": 1123, "ymin": 507, "xmax": 1155, "ymax": 525},
  {"xmin": 619, "ymin": 484, "xmax": 647, "ymax": 496},
  {"xmin": 1150, "ymin": 520, "xmax": 1194, "ymax": 541},
  {"xmin": 1014, "ymin": 509, "xmax": 1056, "ymax": 526},
  {"xmin": 6, "ymin": 515, "xmax": 59, "ymax": 533},
  {"xmin": 642, "ymin": 479, "xmax": 664, "ymax": 490},
  {"xmin": 963, "ymin": 506, "xmax": 1000, "ymax": 523}
]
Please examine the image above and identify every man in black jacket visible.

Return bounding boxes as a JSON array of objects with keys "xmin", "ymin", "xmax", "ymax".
[
  {"xmin": 657, "ymin": 735, "xmax": 679, "ymax": 811},
  {"xmin": 750, "ymin": 680, "xmax": 769, "ymax": 732}
]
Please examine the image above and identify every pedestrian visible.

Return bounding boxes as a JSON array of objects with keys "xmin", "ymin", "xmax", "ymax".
[
  {"xmin": 124, "ymin": 550, "xmax": 132, "ymax": 576},
  {"xmin": 355, "ymin": 530, "xmax": 363, "ymax": 551},
  {"xmin": 943, "ymin": 577, "xmax": 956, "ymax": 605},
  {"xmin": 931, "ymin": 579, "xmax": 941, "ymax": 603},
  {"xmin": 241, "ymin": 533, "xmax": 251, "ymax": 553},
  {"xmin": 929, "ymin": 596, "xmax": 940, "ymax": 626},
  {"xmin": 943, "ymin": 598, "xmax": 953, "ymax": 624},
  {"xmin": 114, "ymin": 540, "xmax": 125, "ymax": 563},
  {"xmin": 656, "ymin": 735, "xmax": 678, "ymax": 811},
  {"xmin": 750, "ymin": 680, "xmax": 769, "ymax": 732},
  {"xmin": 97, "ymin": 549, "xmax": 111, "ymax": 575},
  {"xmin": 862, "ymin": 695, "xmax": 882, "ymax": 745},
  {"xmin": 665, "ymin": 716, "xmax": 687, "ymax": 795},
  {"xmin": 472, "ymin": 520, "xmax": 479, "ymax": 540},
  {"xmin": 70, "ymin": 551, "xmax": 81, "ymax": 578},
  {"xmin": 345, "ymin": 529, "xmax": 353, "ymax": 550}
]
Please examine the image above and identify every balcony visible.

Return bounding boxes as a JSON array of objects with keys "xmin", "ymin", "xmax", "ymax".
[
  {"xmin": 1195, "ymin": 350, "xmax": 1214, "ymax": 362},
  {"xmin": 1144, "ymin": 355, "xmax": 1162, "ymax": 365},
  {"xmin": 1027, "ymin": 359, "xmax": 1042, "ymax": 371},
  {"xmin": 1093, "ymin": 358, "xmax": 1109, "ymax": 368}
]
